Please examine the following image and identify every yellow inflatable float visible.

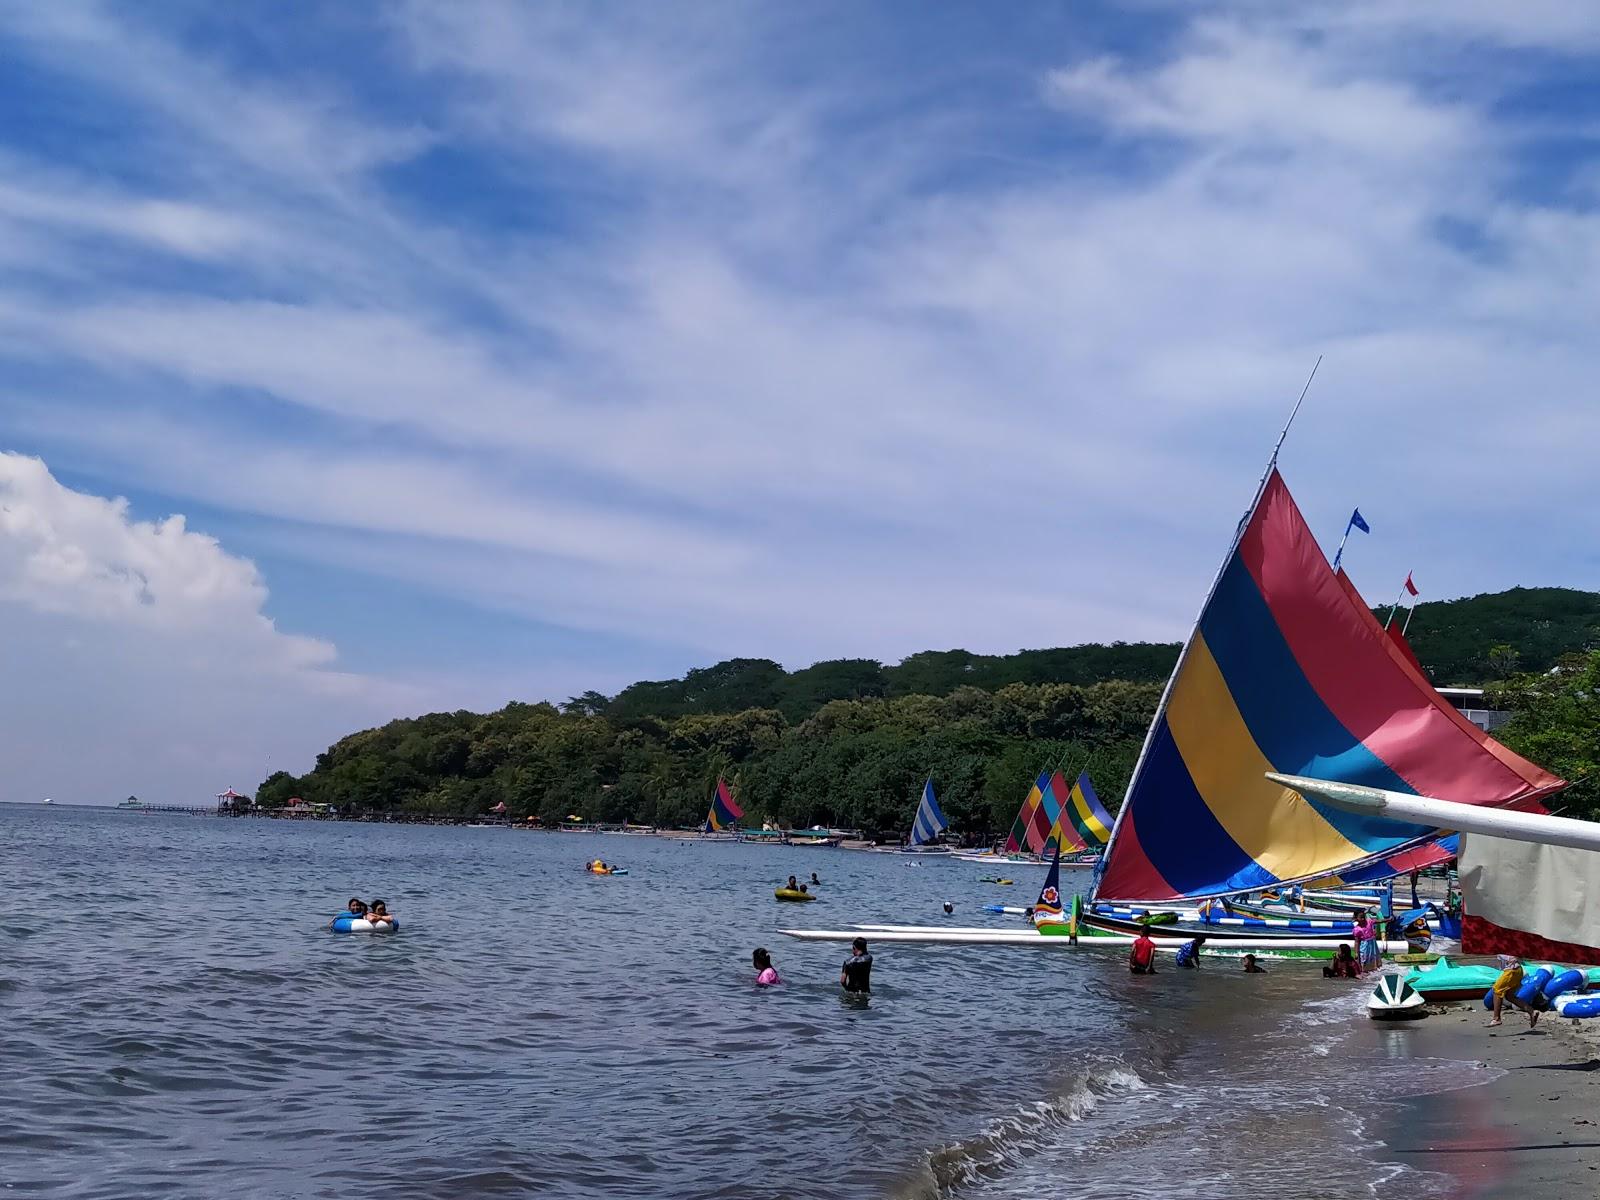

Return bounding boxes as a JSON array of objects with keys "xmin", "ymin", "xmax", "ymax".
[{"xmin": 774, "ymin": 888, "xmax": 815, "ymax": 902}]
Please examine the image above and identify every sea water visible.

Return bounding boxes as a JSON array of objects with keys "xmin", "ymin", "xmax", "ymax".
[{"xmin": 0, "ymin": 805, "xmax": 1477, "ymax": 1199}]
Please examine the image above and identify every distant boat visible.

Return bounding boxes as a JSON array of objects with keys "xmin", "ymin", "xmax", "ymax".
[
  {"xmin": 893, "ymin": 778, "xmax": 951, "ymax": 853},
  {"xmin": 41, "ymin": 797, "xmax": 54, "ymax": 805}
]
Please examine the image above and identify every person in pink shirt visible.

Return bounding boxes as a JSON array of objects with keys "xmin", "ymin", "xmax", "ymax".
[
  {"xmin": 752, "ymin": 947, "xmax": 781, "ymax": 986},
  {"xmin": 1351, "ymin": 910, "xmax": 1380, "ymax": 974}
]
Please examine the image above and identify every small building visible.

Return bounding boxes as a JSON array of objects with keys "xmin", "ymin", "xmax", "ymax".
[
  {"xmin": 1435, "ymin": 686, "xmax": 1511, "ymax": 733},
  {"xmin": 216, "ymin": 788, "xmax": 251, "ymax": 813}
]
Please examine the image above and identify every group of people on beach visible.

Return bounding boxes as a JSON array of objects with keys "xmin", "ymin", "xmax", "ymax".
[{"xmin": 751, "ymin": 936, "xmax": 871, "ymax": 994}]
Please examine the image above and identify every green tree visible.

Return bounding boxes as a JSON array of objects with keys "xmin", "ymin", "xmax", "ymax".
[{"xmin": 1492, "ymin": 651, "xmax": 1600, "ymax": 820}]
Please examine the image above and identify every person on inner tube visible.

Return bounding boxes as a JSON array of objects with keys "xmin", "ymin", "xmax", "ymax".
[
  {"xmin": 786, "ymin": 876, "xmax": 799, "ymax": 891},
  {"xmin": 367, "ymin": 899, "xmax": 394, "ymax": 927},
  {"xmin": 346, "ymin": 897, "xmax": 368, "ymax": 918}
]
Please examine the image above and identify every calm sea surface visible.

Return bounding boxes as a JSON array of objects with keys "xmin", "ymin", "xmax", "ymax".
[{"xmin": 2, "ymin": 804, "xmax": 1478, "ymax": 1199}]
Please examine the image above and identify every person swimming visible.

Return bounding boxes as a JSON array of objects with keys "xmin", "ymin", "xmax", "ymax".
[
  {"xmin": 1242, "ymin": 954, "xmax": 1266, "ymax": 973},
  {"xmin": 346, "ymin": 897, "xmax": 368, "ymax": 917},
  {"xmin": 752, "ymin": 947, "xmax": 781, "ymax": 986},
  {"xmin": 841, "ymin": 937, "xmax": 872, "ymax": 993},
  {"xmin": 367, "ymin": 899, "xmax": 394, "ymax": 927},
  {"xmin": 810, "ymin": 873, "xmax": 820, "ymax": 886}
]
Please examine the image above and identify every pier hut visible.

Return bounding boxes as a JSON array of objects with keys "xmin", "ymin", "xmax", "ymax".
[{"xmin": 216, "ymin": 788, "xmax": 251, "ymax": 815}]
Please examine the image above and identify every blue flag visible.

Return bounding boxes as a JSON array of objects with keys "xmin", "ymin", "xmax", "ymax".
[{"xmin": 1332, "ymin": 507, "xmax": 1370, "ymax": 570}]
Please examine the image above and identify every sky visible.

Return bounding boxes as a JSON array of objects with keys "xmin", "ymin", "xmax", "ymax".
[{"xmin": 2, "ymin": 1, "xmax": 1598, "ymax": 804}]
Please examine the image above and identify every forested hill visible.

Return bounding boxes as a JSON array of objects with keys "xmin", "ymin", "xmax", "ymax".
[
  {"xmin": 1400, "ymin": 587, "xmax": 1600, "ymax": 683},
  {"xmin": 255, "ymin": 585, "xmax": 1599, "ymax": 831}
]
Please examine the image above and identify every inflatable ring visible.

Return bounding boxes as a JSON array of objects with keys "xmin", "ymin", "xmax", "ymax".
[
  {"xmin": 332, "ymin": 915, "xmax": 399, "ymax": 933},
  {"xmin": 774, "ymin": 888, "xmax": 815, "ymax": 902}
]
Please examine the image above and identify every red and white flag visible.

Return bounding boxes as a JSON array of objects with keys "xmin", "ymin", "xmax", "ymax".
[{"xmin": 1403, "ymin": 571, "xmax": 1418, "ymax": 597}]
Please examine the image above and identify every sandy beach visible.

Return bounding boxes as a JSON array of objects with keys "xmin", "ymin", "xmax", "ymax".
[{"xmin": 1381, "ymin": 1002, "xmax": 1600, "ymax": 1197}]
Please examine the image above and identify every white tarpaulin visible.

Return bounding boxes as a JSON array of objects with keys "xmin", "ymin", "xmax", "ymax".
[{"xmin": 1459, "ymin": 831, "xmax": 1600, "ymax": 964}]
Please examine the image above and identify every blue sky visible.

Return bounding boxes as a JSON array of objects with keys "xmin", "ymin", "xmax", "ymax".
[{"xmin": 2, "ymin": 1, "xmax": 1599, "ymax": 802}]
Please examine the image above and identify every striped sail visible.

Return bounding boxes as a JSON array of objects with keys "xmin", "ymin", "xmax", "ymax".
[
  {"xmin": 704, "ymin": 777, "xmax": 743, "ymax": 832},
  {"xmin": 1004, "ymin": 771, "xmax": 1053, "ymax": 854},
  {"xmin": 1094, "ymin": 469, "xmax": 1564, "ymax": 903},
  {"xmin": 909, "ymin": 779, "xmax": 949, "ymax": 846},
  {"xmin": 1046, "ymin": 770, "xmax": 1114, "ymax": 853},
  {"xmin": 1003, "ymin": 771, "xmax": 1048, "ymax": 853}
]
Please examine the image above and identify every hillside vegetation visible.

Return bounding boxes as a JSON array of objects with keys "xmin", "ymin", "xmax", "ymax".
[{"xmin": 257, "ymin": 586, "xmax": 1600, "ymax": 831}]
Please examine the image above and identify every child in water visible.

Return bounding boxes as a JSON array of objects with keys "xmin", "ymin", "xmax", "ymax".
[
  {"xmin": 1323, "ymin": 944, "xmax": 1359, "ymax": 978},
  {"xmin": 841, "ymin": 937, "xmax": 872, "ymax": 993},
  {"xmin": 346, "ymin": 897, "xmax": 368, "ymax": 917},
  {"xmin": 752, "ymin": 947, "xmax": 781, "ymax": 986},
  {"xmin": 1176, "ymin": 936, "xmax": 1206, "ymax": 969},
  {"xmin": 367, "ymin": 899, "xmax": 394, "ymax": 928},
  {"xmin": 1242, "ymin": 954, "xmax": 1266, "ymax": 973}
]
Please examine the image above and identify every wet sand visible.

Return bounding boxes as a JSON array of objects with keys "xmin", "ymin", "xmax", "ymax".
[{"xmin": 1380, "ymin": 1003, "xmax": 1600, "ymax": 1197}]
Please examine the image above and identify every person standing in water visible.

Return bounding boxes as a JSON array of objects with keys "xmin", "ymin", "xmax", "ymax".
[
  {"xmin": 752, "ymin": 948, "xmax": 781, "ymax": 986},
  {"xmin": 1351, "ymin": 909, "xmax": 1380, "ymax": 974},
  {"xmin": 1129, "ymin": 930, "xmax": 1157, "ymax": 974},
  {"xmin": 841, "ymin": 937, "xmax": 872, "ymax": 993}
]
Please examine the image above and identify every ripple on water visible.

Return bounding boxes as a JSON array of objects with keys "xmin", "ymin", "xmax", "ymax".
[{"xmin": 0, "ymin": 806, "xmax": 1445, "ymax": 1200}]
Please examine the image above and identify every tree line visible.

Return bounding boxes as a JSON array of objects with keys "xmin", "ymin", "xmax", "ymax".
[
  {"xmin": 255, "ymin": 586, "xmax": 1600, "ymax": 832},
  {"xmin": 256, "ymin": 680, "xmax": 1160, "ymax": 836}
]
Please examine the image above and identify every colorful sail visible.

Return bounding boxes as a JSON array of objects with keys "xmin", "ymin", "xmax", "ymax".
[
  {"xmin": 1095, "ymin": 469, "xmax": 1564, "ymax": 903},
  {"xmin": 1032, "ymin": 845, "xmax": 1064, "ymax": 928},
  {"xmin": 1038, "ymin": 774, "xmax": 1065, "ymax": 854},
  {"xmin": 704, "ymin": 777, "xmax": 743, "ymax": 832},
  {"xmin": 1004, "ymin": 771, "xmax": 1049, "ymax": 853},
  {"xmin": 909, "ymin": 778, "xmax": 949, "ymax": 846},
  {"xmin": 1047, "ymin": 770, "xmax": 1113, "ymax": 852}
]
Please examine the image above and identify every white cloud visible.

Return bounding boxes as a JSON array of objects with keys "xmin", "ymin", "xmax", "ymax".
[{"xmin": 0, "ymin": 454, "xmax": 428, "ymax": 802}]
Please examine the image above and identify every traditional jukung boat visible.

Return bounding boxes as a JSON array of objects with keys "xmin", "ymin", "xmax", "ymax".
[
  {"xmin": 1086, "ymin": 453, "xmax": 1563, "ymax": 936},
  {"xmin": 703, "ymin": 776, "xmax": 743, "ymax": 834},
  {"xmin": 875, "ymin": 778, "xmax": 953, "ymax": 853}
]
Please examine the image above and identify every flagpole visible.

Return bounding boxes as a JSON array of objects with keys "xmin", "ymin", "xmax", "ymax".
[
  {"xmin": 1383, "ymin": 581, "xmax": 1407, "ymax": 630},
  {"xmin": 1402, "ymin": 599, "xmax": 1418, "ymax": 636},
  {"xmin": 1094, "ymin": 356, "xmax": 1322, "ymax": 901},
  {"xmin": 1332, "ymin": 525, "xmax": 1351, "ymax": 572}
]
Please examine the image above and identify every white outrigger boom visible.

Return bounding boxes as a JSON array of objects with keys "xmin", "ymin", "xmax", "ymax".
[{"xmin": 1267, "ymin": 773, "xmax": 1600, "ymax": 853}]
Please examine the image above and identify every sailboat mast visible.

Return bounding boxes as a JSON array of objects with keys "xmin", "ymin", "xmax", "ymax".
[{"xmin": 1094, "ymin": 357, "xmax": 1322, "ymax": 897}]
